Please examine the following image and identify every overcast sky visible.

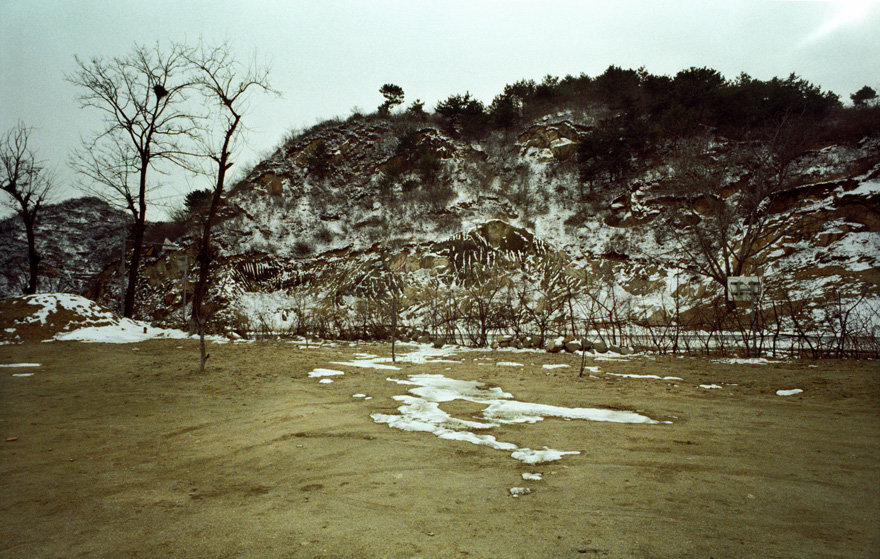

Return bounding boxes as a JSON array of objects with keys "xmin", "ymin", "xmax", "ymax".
[{"xmin": 2, "ymin": 0, "xmax": 878, "ymax": 219}]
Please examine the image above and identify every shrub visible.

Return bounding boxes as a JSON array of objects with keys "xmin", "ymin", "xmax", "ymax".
[{"xmin": 292, "ymin": 240, "xmax": 313, "ymax": 257}]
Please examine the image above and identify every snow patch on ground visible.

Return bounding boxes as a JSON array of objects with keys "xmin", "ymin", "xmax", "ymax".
[
  {"xmin": 713, "ymin": 358, "xmax": 773, "ymax": 365},
  {"xmin": 331, "ymin": 344, "xmax": 464, "ymax": 370},
  {"xmin": 776, "ymin": 389, "xmax": 804, "ymax": 396},
  {"xmin": 308, "ymin": 368, "xmax": 345, "ymax": 377},
  {"xmin": 55, "ymin": 323, "xmax": 190, "ymax": 343},
  {"xmin": 330, "ymin": 359, "xmax": 401, "ymax": 370},
  {"xmin": 542, "ymin": 364, "xmax": 571, "ymax": 369},
  {"xmin": 607, "ymin": 373, "xmax": 682, "ymax": 381},
  {"xmin": 0, "ymin": 363, "xmax": 40, "ymax": 367},
  {"xmin": 371, "ymin": 373, "xmax": 664, "ymax": 464}
]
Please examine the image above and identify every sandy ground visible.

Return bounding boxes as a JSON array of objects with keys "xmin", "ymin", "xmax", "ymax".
[{"xmin": 1, "ymin": 340, "xmax": 878, "ymax": 559}]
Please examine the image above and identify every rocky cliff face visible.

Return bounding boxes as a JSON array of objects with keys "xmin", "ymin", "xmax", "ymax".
[
  {"xmin": 23, "ymin": 109, "xmax": 880, "ymax": 352},
  {"xmin": 0, "ymin": 197, "xmax": 129, "ymax": 299}
]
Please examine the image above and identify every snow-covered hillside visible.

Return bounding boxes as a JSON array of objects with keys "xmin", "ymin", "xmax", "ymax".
[
  {"xmin": 0, "ymin": 197, "xmax": 128, "ymax": 298},
  {"xmin": 9, "ymin": 109, "xmax": 880, "ymax": 357}
]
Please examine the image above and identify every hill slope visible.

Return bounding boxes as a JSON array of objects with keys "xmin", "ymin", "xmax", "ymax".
[{"xmin": 82, "ymin": 106, "xmax": 880, "ymax": 357}]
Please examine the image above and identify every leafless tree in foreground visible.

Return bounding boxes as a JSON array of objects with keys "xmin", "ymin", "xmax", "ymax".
[
  {"xmin": 68, "ymin": 43, "xmax": 198, "ymax": 318},
  {"xmin": 0, "ymin": 122, "xmax": 55, "ymax": 294},
  {"xmin": 185, "ymin": 40, "xmax": 277, "ymax": 372}
]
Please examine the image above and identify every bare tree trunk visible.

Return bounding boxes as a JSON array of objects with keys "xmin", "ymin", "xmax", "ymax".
[
  {"xmin": 124, "ymin": 210, "xmax": 146, "ymax": 318},
  {"xmin": 23, "ymin": 212, "xmax": 40, "ymax": 294}
]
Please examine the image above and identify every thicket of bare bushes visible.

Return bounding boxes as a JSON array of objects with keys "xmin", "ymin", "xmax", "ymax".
[{"xmin": 224, "ymin": 263, "xmax": 879, "ymax": 359}]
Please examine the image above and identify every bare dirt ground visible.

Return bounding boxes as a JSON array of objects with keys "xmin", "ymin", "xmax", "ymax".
[{"xmin": 1, "ymin": 340, "xmax": 878, "ymax": 559}]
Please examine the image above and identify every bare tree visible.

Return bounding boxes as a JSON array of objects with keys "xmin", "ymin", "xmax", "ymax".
[
  {"xmin": 514, "ymin": 258, "xmax": 572, "ymax": 346},
  {"xmin": 0, "ymin": 122, "xmax": 54, "ymax": 294},
  {"xmin": 68, "ymin": 43, "xmax": 198, "ymax": 318},
  {"xmin": 652, "ymin": 122, "xmax": 815, "ymax": 304},
  {"xmin": 184, "ymin": 40, "xmax": 276, "ymax": 372},
  {"xmin": 460, "ymin": 263, "xmax": 510, "ymax": 347}
]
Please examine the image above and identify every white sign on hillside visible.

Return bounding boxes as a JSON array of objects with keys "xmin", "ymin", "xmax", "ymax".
[{"xmin": 727, "ymin": 276, "xmax": 763, "ymax": 302}]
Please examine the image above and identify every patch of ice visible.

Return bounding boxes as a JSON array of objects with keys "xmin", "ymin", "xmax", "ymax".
[
  {"xmin": 776, "ymin": 389, "xmax": 803, "ymax": 396},
  {"xmin": 0, "ymin": 363, "xmax": 40, "ymax": 367}
]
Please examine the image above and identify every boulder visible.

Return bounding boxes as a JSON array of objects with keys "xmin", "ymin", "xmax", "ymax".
[
  {"xmin": 497, "ymin": 335, "xmax": 513, "ymax": 348},
  {"xmin": 564, "ymin": 339, "xmax": 582, "ymax": 353},
  {"xmin": 432, "ymin": 336, "xmax": 447, "ymax": 349},
  {"xmin": 417, "ymin": 335, "xmax": 432, "ymax": 345},
  {"xmin": 545, "ymin": 336, "xmax": 565, "ymax": 353},
  {"xmin": 593, "ymin": 340, "xmax": 608, "ymax": 354}
]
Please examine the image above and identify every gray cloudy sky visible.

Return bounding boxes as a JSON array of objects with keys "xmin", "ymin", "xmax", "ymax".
[{"xmin": 2, "ymin": 0, "xmax": 878, "ymax": 218}]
